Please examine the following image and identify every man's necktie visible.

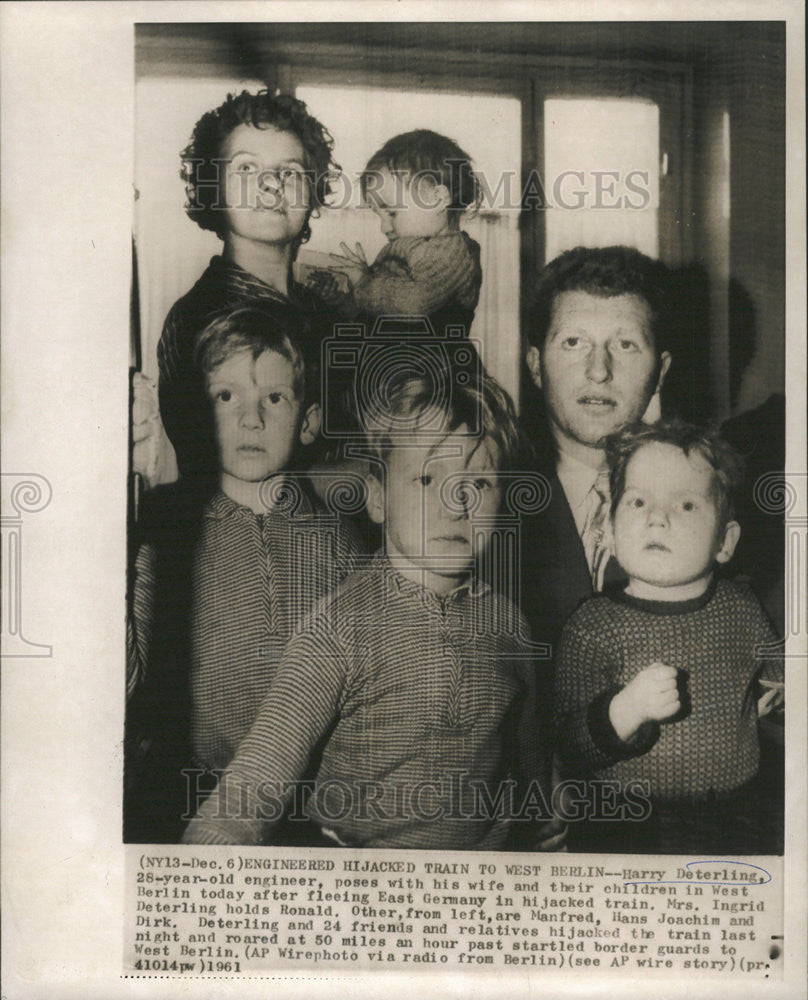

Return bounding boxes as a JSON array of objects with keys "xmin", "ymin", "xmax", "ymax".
[{"xmin": 581, "ymin": 471, "xmax": 611, "ymax": 591}]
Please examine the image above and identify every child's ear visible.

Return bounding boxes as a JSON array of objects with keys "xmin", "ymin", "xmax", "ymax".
[
  {"xmin": 655, "ymin": 351, "xmax": 672, "ymax": 394},
  {"xmin": 715, "ymin": 520, "xmax": 741, "ymax": 564},
  {"xmin": 365, "ymin": 472, "xmax": 385, "ymax": 525},
  {"xmin": 525, "ymin": 346, "xmax": 543, "ymax": 390},
  {"xmin": 299, "ymin": 403, "xmax": 321, "ymax": 446},
  {"xmin": 433, "ymin": 183, "xmax": 452, "ymax": 211}
]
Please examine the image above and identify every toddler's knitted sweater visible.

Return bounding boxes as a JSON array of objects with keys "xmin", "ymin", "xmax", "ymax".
[
  {"xmin": 349, "ymin": 231, "xmax": 482, "ymax": 332},
  {"xmin": 554, "ymin": 578, "xmax": 782, "ymax": 802}
]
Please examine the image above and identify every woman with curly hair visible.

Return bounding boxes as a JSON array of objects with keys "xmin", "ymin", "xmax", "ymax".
[{"xmin": 156, "ymin": 90, "xmax": 340, "ymax": 484}]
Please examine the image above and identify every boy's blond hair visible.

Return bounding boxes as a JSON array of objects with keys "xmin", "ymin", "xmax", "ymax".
[
  {"xmin": 361, "ymin": 354, "xmax": 527, "ymax": 475},
  {"xmin": 193, "ymin": 305, "xmax": 319, "ymax": 408}
]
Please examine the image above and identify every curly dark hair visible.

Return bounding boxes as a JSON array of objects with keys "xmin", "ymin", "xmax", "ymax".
[
  {"xmin": 180, "ymin": 90, "xmax": 339, "ymax": 245},
  {"xmin": 605, "ymin": 418, "xmax": 744, "ymax": 525},
  {"xmin": 525, "ymin": 245, "xmax": 674, "ymax": 356},
  {"xmin": 360, "ymin": 129, "xmax": 481, "ymax": 218}
]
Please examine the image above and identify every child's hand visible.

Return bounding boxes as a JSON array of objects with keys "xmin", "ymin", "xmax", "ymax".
[
  {"xmin": 335, "ymin": 241, "xmax": 369, "ymax": 268},
  {"xmin": 609, "ymin": 663, "xmax": 680, "ymax": 742},
  {"xmin": 329, "ymin": 241, "xmax": 370, "ymax": 287},
  {"xmin": 131, "ymin": 371, "xmax": 162, "ymax": 488}
]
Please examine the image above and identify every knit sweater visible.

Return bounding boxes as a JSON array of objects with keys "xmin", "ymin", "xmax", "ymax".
[
  {"xmin": 182, "ymin": 552, "xmax": 545, "ymax": 850},
  {"xmin": 124, "ymin": 479, "xmax": 363, "ymax": 842},
  {"xmin": 348, "ymin": 231, "xmax": 482, "ymax": 334},
  {"xmin": 554, "ymin": 578, "xmax": 782, "ymax": 803}
]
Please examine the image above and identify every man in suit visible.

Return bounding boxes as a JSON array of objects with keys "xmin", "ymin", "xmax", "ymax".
[{"xmin": 519, "ymin": 246, "xmax": 673, "ymax": 656}]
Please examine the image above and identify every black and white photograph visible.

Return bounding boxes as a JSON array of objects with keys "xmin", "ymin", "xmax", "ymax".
[
  {"xmin": 127, "ymin": 19, "xmax": 788, "ymax": 850},
  {"xmin": 1, "ymin": 4, "xmax": 805, "ymax": 999}
]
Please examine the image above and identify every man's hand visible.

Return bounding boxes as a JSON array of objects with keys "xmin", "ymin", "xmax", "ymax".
[
  {"xmin": 531, "ymin": 814, "xmax": 568, "ymax": 851},
  {"xmin": 758, "ymin": 680, "xmax": 784, "ymax": 717},
  {"xmin": 609, "ymin": 663, "xmax": 680, "ymax": 742}
]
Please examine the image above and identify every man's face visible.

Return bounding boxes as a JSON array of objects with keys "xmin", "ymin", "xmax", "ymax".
[
  {"xmin": 612, "ymin": 442, "xmax": 739, "ymax": 599},
  {"xmin": 526, "ymin": 290, "xmax": 671, "ymax": 456},
  {"xmin": 367, "ymin": 427, "xmax": 502, "ymax": 595},
  {"xmin": 207, "ymin": 348, "xmax": 313, "ymax": 483},
  {"xmin": 221, "ymin": 124, "xmax": 310, "ymax": 247}
]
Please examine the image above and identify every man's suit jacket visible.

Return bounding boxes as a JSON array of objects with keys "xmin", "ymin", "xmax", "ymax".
[
  {"xmin": 518, "ymin": 464, "xmax": 625, "ymax": 667},
  {"xmin": 520, "ymin": 470, "xmax": 590, "ymax": 658}
]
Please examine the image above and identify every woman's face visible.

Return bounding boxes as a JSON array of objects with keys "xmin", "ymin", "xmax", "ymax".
[{"xmin": 220, "ymin": 124, "xmax": 311, "ymax": 248}]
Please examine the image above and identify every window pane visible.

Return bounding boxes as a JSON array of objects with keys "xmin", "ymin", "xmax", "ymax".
[{"xmin": 544, "ymin": 98, "xmax": 659, "ymax": 261}]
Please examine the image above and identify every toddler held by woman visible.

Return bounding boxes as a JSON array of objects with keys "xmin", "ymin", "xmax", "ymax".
[{"xmin": 309, "ymin": 128, "xmax": 482, "ymax": 335}]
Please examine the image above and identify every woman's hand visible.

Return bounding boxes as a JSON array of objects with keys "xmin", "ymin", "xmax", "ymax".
[
  {"xmin": 305, "ymin": 269, "xmax": 346, "ymax": 304},
  {"xmin": 131, "ymin": 371, "xmax": 162, "ymax": 488}
]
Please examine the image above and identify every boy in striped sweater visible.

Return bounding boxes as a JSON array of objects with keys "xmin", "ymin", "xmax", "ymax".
[{"xmin": 125, "ymin": 306, "xmax": 362, "ymax": 841}]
